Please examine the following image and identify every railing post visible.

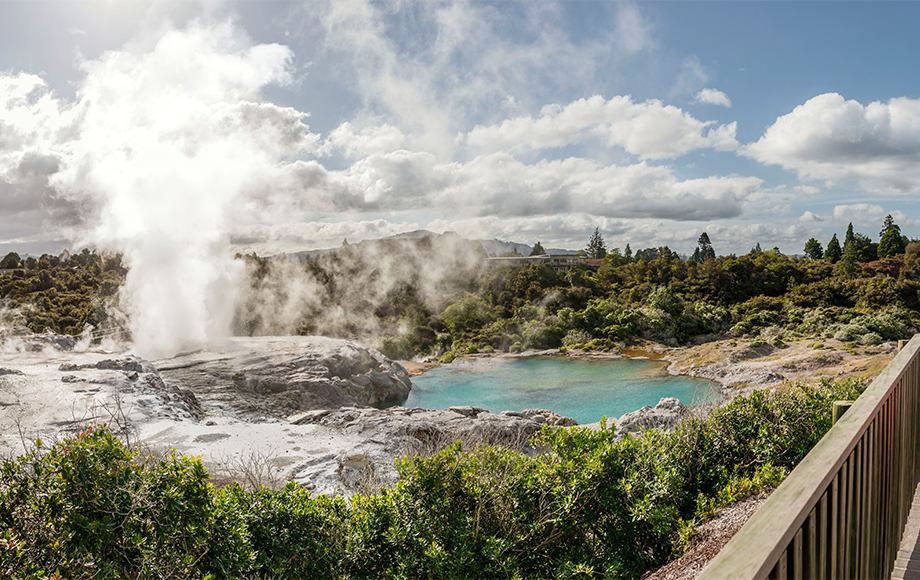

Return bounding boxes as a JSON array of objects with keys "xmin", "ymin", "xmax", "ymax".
[{"xmin": 833, "ymin": 401, "xmax": 854, "ymax": 424}]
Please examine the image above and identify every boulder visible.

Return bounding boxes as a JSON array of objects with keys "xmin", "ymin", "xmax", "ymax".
[
  {"xmin": 157, "ymin": 336, "xmax": 412, "ymax": 418},
  {"xmin": 289, "ymin": 405, "xmax": 577, "ymax": 453},
  {"xmin": 614, "ymin": 397, "xmax": 688, "ymax": 438}
]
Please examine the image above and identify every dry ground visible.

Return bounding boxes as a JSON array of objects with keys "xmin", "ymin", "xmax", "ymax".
[{"xmin": 642, "ymin": 491, "xmax": 774, "ymax": 580}]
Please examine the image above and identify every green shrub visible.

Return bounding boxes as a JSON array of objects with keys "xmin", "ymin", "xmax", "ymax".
[
  {"xmin": 0, "ymin": 378, "xmax": 868, "ymax": 579},
  {"xmin": 214, "ymin": 483, "xmax": 348, "ymax": 577},
  {"xmin": 0, "ymin": 428, "xmax": 215, "ymax": 578}
]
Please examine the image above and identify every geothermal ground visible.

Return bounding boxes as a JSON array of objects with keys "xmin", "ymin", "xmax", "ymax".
[
  {"xmin": 0, "ymin": 333, "xmax": 899, "ymax": 497},
  {"xmin": 0, "ymin": 335, "xmax": 573, "ymax": 495}
]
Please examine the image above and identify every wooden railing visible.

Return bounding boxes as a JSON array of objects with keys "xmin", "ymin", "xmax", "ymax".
[{"xmin": 698, "ymin": 335, "xmax": 920, "ymax": 580}]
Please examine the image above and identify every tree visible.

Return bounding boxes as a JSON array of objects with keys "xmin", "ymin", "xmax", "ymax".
[
  {"xmin": 624, "ymin": 244, "xmax": 632, "ymax": 262},
  {"xmin": 693, "ymin": 232, "xmax": 715, "ymax": 262},
  {"xmin": 825, "ymin": 234, "xmax": 842, "ymax": 263},
  {"xmin": 878, "ymin": 214, "xmax": 905, "ymax": 259},
  {"xmin": 585, "ymin": 227, "xmax": 607, "ymax": 259},
  {"xmin": 529, "ymin": 242, "xmax": 546, "ymax": 256},
  {"xmin": 851, "ymin": 233, "xmax": 876, "ymax": 262},
  {"xmin": 881, "ymin": 214, "xmax": 898, "ymax": 238},
  {"xmin": 803, "ymin": 238, "xmax": 823, "ymax": 260},
  {"xmin": 844, "ymin": 222, "xmax": 855, "ymax": 250},
  {"xmin": 879, "ymin": 230, "xmax": 905, "ymax": 259},
  {"xmin": 0, "ymin": 252, "xmax": 21, "ymax": 269},
  {"xmin": 837, "ymin": 239, "xmax": 860, "ymax": 278}
]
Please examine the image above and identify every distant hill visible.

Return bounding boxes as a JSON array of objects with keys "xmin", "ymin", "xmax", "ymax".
[
  {"xmin": 477, "ymin": 238, "xmax": 532, "ymax": 257},
  {"xmin": 383, "ymin": 229, "xmax": 439, "ymax": 240},
  {"xmin": 288, "ymin": 247, "xmax": 337, "ymax": 261},
  {"xmin": 283, "ymin": 231, "xmax": 577, "ymax": 260}
]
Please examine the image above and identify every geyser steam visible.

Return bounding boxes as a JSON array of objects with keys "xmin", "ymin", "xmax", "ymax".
[{"xmin": 44, "ymin": 22, "xmax": 318, "ymax": 358}]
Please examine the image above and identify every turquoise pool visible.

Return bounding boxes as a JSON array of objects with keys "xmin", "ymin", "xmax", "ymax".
[{"xmin": 394, "ymin": 356, "xmax": 719, "ymax": 425}]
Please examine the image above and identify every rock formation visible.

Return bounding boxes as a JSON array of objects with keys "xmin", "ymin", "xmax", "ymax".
[
  {"xmin": 613, "ymin": 397, "xmax": 688, "ymax": 438},
  {"xmin": 292, "ymin": 405, "xmax": 575, "ymax": 451},
  {"xmin": 156, "ymin": 336, "xmax": 412, "ymax": 418}
]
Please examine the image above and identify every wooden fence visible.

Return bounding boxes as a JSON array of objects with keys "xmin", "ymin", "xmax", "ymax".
[{"xmin": 698, "ymin": 335, "xmax": 920, "ymax": 580}]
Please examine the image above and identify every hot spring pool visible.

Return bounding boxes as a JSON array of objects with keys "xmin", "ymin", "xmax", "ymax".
[{"xmin": 393, "ymin": 356, "xmax": 719, "ymax": 425}]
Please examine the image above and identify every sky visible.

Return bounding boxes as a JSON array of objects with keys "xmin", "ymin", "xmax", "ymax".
[{"xmin": 3, "ymin": 0, "xmax": 920, "ymax": 259}]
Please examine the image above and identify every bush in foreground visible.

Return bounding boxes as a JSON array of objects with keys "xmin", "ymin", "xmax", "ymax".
[{"xmin": 0, "ymin": 379, "xmax": 865, "ymax": 579}]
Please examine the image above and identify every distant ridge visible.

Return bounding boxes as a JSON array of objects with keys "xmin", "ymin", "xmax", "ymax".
[
  {"xmin": 477, "ymin": 238, "xmax": 532, "ymax": 257},
  {"xmin": 383, "ymin": 229, "xmax": 438, "ymax": 240},
  {"xmin": 281, "ymin": 231, "xmax": 577, "ymax": 260}
]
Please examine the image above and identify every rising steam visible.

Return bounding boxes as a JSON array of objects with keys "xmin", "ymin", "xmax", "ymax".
[{"xmin": 39, "ymin": 21, "xmax": 319, "ymax": 358}]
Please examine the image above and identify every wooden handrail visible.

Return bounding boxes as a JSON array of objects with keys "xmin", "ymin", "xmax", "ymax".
[{"xmin": 698, "ymin": 334, "xmax": 920, "ymax": 580}]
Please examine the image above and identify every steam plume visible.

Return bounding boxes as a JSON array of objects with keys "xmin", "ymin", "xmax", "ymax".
[{"xmin": 44, "ymin": 21, "xmax": 318, "ymax": 358}]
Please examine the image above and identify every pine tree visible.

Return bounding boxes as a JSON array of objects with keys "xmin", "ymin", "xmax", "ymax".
[
  {"xmin": 625, "ymin": 244, "xmax": 632, "ymax": 262},
  {"xmin": 585, "ymin": 228, "xmax": 607, "ymax": 259},
  {"xmin": 837, "ymin": 239, "xmax": 859, "ymax": 278},
  {"xmin": 881, "ymin": 214, "xmax": 898, "ymax": 238},
  {"xmin": 803, "ymin": 238, "xmax": 823, "ymax": 260},
  {"xmin": 825, "ymin": 234, "xmax": 842, "ymax": 263},
  {"xmin": 878, "ymin": 214, "xmax": 905, "ymax": 259},
  {"xmin": 529, "ymin": 241, "xmax": 546, "ymax": 256},
  {"xmin": 844, "ymin": 223, "xmax": 855, "ymax": 250},
  {"xmin": 694, "ymin": 232, "xmax": 715, "ymax": 262}
]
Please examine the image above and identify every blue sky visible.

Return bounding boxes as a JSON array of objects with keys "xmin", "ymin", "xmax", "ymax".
[{"xmin": 2, "ymin": 0, "xmax": 920, "ymax": 258}]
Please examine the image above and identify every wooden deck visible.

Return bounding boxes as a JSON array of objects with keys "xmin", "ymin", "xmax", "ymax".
[{"xmin": 893, "ymin": 481, "xmax": 920, "ymax": 580}]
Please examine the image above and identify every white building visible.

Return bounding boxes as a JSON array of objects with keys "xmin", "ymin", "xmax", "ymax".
[{"xmin": 485, "ymin": 254, "xmax": 588, "ymax": 272}]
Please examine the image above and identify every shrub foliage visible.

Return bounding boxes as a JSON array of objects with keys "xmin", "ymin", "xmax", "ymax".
[{"xmin": 1, "ymin": 379, "xmax": 864, "ymax": 579}]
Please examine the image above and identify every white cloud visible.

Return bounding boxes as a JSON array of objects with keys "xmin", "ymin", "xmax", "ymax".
[
  {"xmin": 832, "ymin": 203, "xmax": 885, "ymax": 224},
  {"xmin": 317, "ymin": 0, "xmax": 631, "ymax": 158},
  {"xmin": 746, "ymin": 93, "xmax": 920, "ymax": 194},
  {"xmin": 231, "ymin": 219, "xmax": 421, "ymax": 254},
  {"xmin": 672, "ymin": 55, "xmax": 708, "ymax": 97},
  {"xmin": 0, "ymin": 72, "xmax": 81, "ymax": 233},
  {"xmin": 428, "ymin": 215, "xmax": 621, "ymax": 250},
  {"xmin": 274, "ymin": 151, "xmax": 762, "ymax": 221},
  {"xmin": 467, "ymin": 95, "xmax": 738, "ymax": 159},
  {"xmin": 322, "ymin": 122, "xmax": 406, "ymax": 158},
  {"xmin": 614, "ymin": 3, "xmax": 651, "ymax": 54},
  {"xmin": 829, "ymin": 205, "xmax": 920, "ymax": 230},
  {"xmin": 425, "ymin": 216, "xmax": 815, "ymax": 257},
  {"xmin": 694, "ymin": 88, "xmax": 731, "ymax": 108},
  {"xmin": 793, "ymin": 185, "xmax": 822, "ymax": 196},
  {"xmin": 799, "ymin": 210, "xmax": 823, "ymax": 222}
]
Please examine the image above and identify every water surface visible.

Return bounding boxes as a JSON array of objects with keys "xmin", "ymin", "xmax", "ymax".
[{"xmin": 397, "ymin": 356, "xmax": 719, "ymax": 425}]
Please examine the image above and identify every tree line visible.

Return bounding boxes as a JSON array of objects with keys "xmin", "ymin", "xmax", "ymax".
[
  {"xmin": 374, "ymin": 215, "xmax": 920, "ymax": 361},
  {"xmin": 1, "ymin": 214, "xmax": 916, "ymax": 357}
]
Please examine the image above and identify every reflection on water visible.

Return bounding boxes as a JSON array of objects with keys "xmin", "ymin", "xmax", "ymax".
[{"xmin": 394, "ymin": 356, "xmax": 719, "ymax": 425}]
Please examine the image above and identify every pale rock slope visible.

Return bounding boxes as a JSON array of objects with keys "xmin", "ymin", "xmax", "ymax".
[{"xmin": 0, "ymin": 335, "xmax": 575, "ymax": 496}]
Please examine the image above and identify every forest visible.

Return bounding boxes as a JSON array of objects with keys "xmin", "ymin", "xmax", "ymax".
[{"xmin": 254, "ymin": 216, "xmax": 920, "ymax": 363}]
